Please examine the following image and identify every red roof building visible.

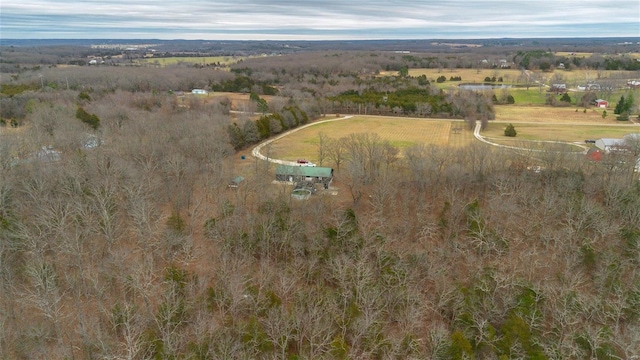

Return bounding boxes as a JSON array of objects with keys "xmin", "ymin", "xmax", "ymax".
[
  {"xmin": 594, "ymin": 99, "xmax": 608, "ymax": 108},
  {"xmin": 586, "ymin": 148, "xmax": 603, "ymax": 161}
]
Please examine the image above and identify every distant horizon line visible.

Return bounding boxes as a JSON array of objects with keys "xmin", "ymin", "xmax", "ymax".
[{"xmin": 3, "ymin": 36, "xmax": 639, "ymax": 42}]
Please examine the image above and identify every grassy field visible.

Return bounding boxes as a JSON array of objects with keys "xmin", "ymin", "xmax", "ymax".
[
  {"xmin": 554, "ymin": 51, "xmax": 593, "ymax": 57},
  {"xmin": 262, "ymin": 108, "xmax": 639, "ymax": 163},
  {"xmin": 483, "ymin": 122, "xmax": 639, "ymax": 142},
  {"xmin": 554, "ymin": 51, "xmax": 640, "ymax": 59},
  {"xmin": 494, "ymin": 105, "xmax": 611, "ymax": 123},
  {"xmin": 136, "ymin": 56, "xmax": 246, "ymax": 67},
  {"xmin": 266, "ymin": 116, "xmax": 475, "ymax": 162},
  {"xmin": 392, "ymin": 68, "xmax": 637, "ymax": 85},
  {"xmin": 399, "ymin": 68, "xmax": 523, "ymax": 84}
]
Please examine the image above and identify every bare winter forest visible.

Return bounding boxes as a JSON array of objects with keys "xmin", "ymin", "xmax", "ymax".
[{"xmin": 1, "ymin": 39, "xmax": 640, "ymax": 359}]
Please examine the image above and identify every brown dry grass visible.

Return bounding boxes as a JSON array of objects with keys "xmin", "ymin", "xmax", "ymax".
[
  {"xmin": 259, "ymin": 109, "xmax": 638, "ymax": 163},
  {"xmin": 379, "ymin": 68, "xmax": 637, "ymax": 86},
  {"xmin": 380, "ymin": 68, "xmax": 522, "ymax": 83},
  {"xmin": 554, "ymin": 51, "xmax": 594, "ymax": 57},
  {"xmin": 494, "ymin": 105, "xmax": 611, "ymax": 123},
  {"xmin": 187, "ymin": 92, "xmax": 285, "ymax": 111},
  {"xmin": 266, "ymin": 116, "xmax": 475, "ymax": 162}
]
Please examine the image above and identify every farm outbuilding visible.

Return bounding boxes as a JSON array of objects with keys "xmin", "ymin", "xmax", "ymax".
[
  {"xmin": 191, "ymin": 89, "xmax": 208, "ymax": 95},
  {"xmin": 227, "ymin": 176, "xmax": 245, "ymax": 188},
  {"xmin": 595, "ymin": 138, "xmax": 626, "ymax": 153},
  {"xmin": 550, "ymin": 83, "xmax": 567, "ymax": 94},
  {"xmin": 594, "ymin": 99, "xmax": 609, "ymax": 108},
  {"xmin": 586, "ymin": 148, "xmax": 603, "ymax": 161},
  {"xmin": 276, "ymin": 165, "xmax": 334, "ymax": 189},
  {"xmin": 627, "ymin": 80, "xmax": 640, "ymax": 89}
]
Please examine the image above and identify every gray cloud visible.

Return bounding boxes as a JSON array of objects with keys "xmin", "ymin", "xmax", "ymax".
[{"xmin": 1, "ymin": 0, "xmax": 638, "ymax": 39}]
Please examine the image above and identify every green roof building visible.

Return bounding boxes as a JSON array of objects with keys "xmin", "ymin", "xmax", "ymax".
[{"xmin": 275, "ymin": 165, "xmax": 334, "ymax": 188}]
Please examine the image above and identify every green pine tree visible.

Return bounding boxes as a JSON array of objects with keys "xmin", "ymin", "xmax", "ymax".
[
  {"xmin": 614, "ymin": 95, "xmax": 625, "ymax": 114},
  {"xmin": 504, "ymin": 123, "xmax": 517, "ymax": 137}
]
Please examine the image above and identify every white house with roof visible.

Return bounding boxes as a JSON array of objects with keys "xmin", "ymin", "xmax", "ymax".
[
  {"xmin": 596, "ymin": 134, "xmax": 640, "ymax": 153},
  {"xmin": 595, "ymin": 138, "xmax": 626, "ymax": 153}
]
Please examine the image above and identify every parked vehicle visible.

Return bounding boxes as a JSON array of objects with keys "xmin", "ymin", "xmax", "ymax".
[{"xmin": 296, "ymin": 159, "xmax": 316, "ymax": 167}]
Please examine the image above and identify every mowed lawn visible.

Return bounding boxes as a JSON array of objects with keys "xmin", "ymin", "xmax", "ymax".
[
  {"xmin": 491, "ymin": 105, "xmax": 639, "ymax": 142},
  {"xmin": 266, "ymin": 116, "xmax": 475, "ymax": 162},
  {"xmin": 483, "ymin": 122, "xmax": 638, "ymax": 142}
]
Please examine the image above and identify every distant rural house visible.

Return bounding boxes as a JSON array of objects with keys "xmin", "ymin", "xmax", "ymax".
[
  {"xmin": 88, "ymin": 58, "xmax": 104, "ymax": 65},
  {"xmin": 275, "ymin": 165, "xmax": 334, "ymax": 189},
  {"xmin": 627, "ymin": 80, "xmax": 640, "ymax": 89},
  {"xmin": 594, "ymin": 99, "xmax": 609, "ymax": 108},
  {"xmin": 191, "ymin": 89, "xmax": 208, "ymax": 95},
  {"xmin": 82, "ymin": 134, "xmax": 102, "ymax": 149},
  {"xmin": 228, "ymin": 176, "xmax": 245, "ymax": 189},
  {"xmin": 550, "ymin": 83, "xmax": 567, "ymax": 94},
  {"xmin": 35, "ymin": 146, "xmax": 61, "ymax": 162},
  {"xmin": 595, "ymin": 138, "xmax": 627, "ymax": 153}
]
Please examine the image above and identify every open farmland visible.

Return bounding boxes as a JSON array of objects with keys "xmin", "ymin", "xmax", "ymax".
[
  {"xmin": 136, "ymin": 55, "xmax": 246, "ymax": 67},
  {"xmin": 494, "ymin": 105, "xmax": 611, "ymax": 123},
  {"xmin": 380, "ymin": 68, "xmax": 640, "ymax": 95},
  {"xmin": 554, "ymin": 51, "xmax": 594, "ymax": 57},
  {"xmin": 262, "ymin": 109, "xmax": 639, "ymax": 163},
  {"xmin": 265, "ymin": 116, "xmax": 475, "ymax": 162},
  {"xmin": 379, "ymin": 68, "xmax": 523, "ymax": 84}
]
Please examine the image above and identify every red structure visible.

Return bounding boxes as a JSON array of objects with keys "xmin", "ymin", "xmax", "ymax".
[
  {"xmin": 594, "ymin": 99, "xmax": 608, "ymax": 108},
  {"xmin": 586, "ymin": 148, "xmax": 603, "ymax": 161}
]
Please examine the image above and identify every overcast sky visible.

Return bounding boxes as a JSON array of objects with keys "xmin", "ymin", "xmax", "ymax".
[{"xmin": 1, "ymin": 0, "xmax": 639, "ymax": 40}]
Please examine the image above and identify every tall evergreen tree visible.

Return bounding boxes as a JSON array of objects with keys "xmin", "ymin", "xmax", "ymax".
[
  {"xmin": 614, "ymin": 95, "xmax": 626, "ymax": 114},
  {"xmin": 625, "ymin": 92, "xmax": 635, "ymax": 113}
]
